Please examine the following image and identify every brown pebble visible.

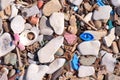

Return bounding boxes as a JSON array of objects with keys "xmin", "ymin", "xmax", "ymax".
[
  {"xmin": 84, "ymin": 2, "xmax": 92, "ymax": 11},
  {"xmin": 112, "ymin": 41, "xmax": 119, "ymax": 54},
  {"xmin": 4, "ymin": 5, "xmax": 11, "ymax": 16},
  {"xmin": 94, "ymin": 20, "xmax": 102, "ymax": 29},
  {"xmin": 3, "ymin": 21, "xmax": 10, "ymax": 32}
]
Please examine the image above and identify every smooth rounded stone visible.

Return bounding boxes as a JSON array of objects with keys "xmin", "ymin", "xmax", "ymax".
[
  {"xmin": 37, "ymin": 36, "xmax": 64, "ymax": 63},
  {"xmin": 112, "ymin": 41, "xmax": 119, "ymax": 54},
  {"xmin": 50, "ymin": 12, "xmax": 64, "ymax": 35},
  {"xmin": 111, "ymin": 0, "xmax": 120, "ymax": 7},
  {"xmin": 20, "ymin": 27, "xmax": 39, "ymax": 46},
  {"xmin": 26, "ymin": 64, "xmax": 49, "ymax": 80},
  {"xmin": 47, "ymin": 58, "xmax": 66, "ymax": 74},
  {"xmin": 108, "ymin": 74, "xmax": 120, "ymax": 80},
  {"xmin": 11, "ymin": 15, "xmax": 25, "ymax": 33},
  {"xmin": 103, "ymin": 28, "xmax": 115, "ymax": 47},
  {"xmin": 84, "ymin": 30, "xmax": 107, "ymax": 40},
  {"xmin": 100, "ymin": 50, "xmax": 116, "ymax": 73},
  {"xmin": 77, "ymin": 40, "xmax": 101, "ymax": 56},
  {"xmin": 84, "ymin": 12, "xmax": 93, "ymax": 23},
  {"xmin": 9, "ymin": 4, "xmax": 18, "ymax": 20},
  {"xmin": 78, "ymin": 66, "xmax": 95, "ymax": 77},
  {"xmin": 55, "ymin": 48, "xmax": 64, "ymax": 56},
  {"xmin": 4, "ymin": 53, "xmax": 17, "ymax": 65},
  {"xmin": 43, "ymin": 0, "xmax": 62, "ymax": 16},
  {"xmin": 80, "ymin": 56, "xmax": 96, "ymax": 66},
  {"xmin": 0, "ymin": 33, "xmax": 15, "ymax": 57},
  {"xmin": 9, "ymin": 69, "xmax": 16, "ymax": 77},
  {"xmin": 94, "ymin": 20, "xmax": 102, "ymax": 29},
  {"xmin": 69, "ymin": 0, "xmax": 83, "ymax": 6},
  {"xmin": 0, "ymin": 18, "xmax": 3, "ymax": 35},
  {"xmin": 0, "ymin": 0, "xmax": 15, "ymax": 10},
  {"xmin": 115, "ymin": 26, "xmax": 120, "ymax": 36},
  {"xmin": 93, "ymin": 5, "xmax": 112, "ymax": 20}
]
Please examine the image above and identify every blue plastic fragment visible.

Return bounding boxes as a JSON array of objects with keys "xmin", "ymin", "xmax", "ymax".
[
  {"xmin": 108, "ymin": 20, "xmax": 114, "ymax": 29},
  {"xmin": 10, "ymin": 41, "xmax": 13, "ymax": 46},
  {"xmin": 110, "ymin": 10, "xmax": 115, "ymax": 15},
  {"xmin": 96, "ymin": 0, "xmax": 105, "ymax": 6},
  {"xmin": 73, "ymin": 6, "xmax": 79, "ymax": 12},
  {"xmin": 71, "ymin": 54, "xmax": 79, "ymax": 70},
  {"xmin": 80, "ymin": 33, "xmax": 94, "ymax": 41}
]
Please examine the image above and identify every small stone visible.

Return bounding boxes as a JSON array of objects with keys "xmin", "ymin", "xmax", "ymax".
[
  {"xmin": 0, "ymin": 18, "xmax": 3, "ymax": 35},
  {"xmin": 68, "ymin": 26, "xmax": 78, "ymax": 34},
  {"xmin": 47, "ymin": 58, "xmax": 66, "ymax": 74},
  {"xmin": 94, "ymin": 20, "xmax": 102, "ymax": 29},
  {"xmin": 77, "ymin": 40, "xmax": 101, "ymax": 56},
  {"xmin": 4, "ymin": 5, "xmax": 11, "ymax": 16},
  {"xmin": 64, "ymin": 32, "xmax": 77, "ymax": 45},
  {"xmin": 83, "ymin": 2, "xmax": 92, "ymax": 11},
  {"xmin": 25, "ymin": 23, "xmax": 32, "ymax": 30},
  {"xmin": 108, "ymin": 74, "xmax": 120, "ymax": 80},
  {"xmin": 55, "ymin": 48, "xmax": 64, "ymax": 56},
  {"xmin": 49, "ymin": 12, "xmax": 64, "ymax": 35},
  {"xmin": 103, "ymin": 28, "xmax": 115, "ymax": 47},
  {"xmin": 84, "ymin": 12, "xmax": 93, "ymax": 23},
  {"xmin": 111, "ymin": 0, "xmax": 120, "ymax": 7},
  {"xmin": 4, "ymin": 53, "xmax": 17, "ymax": 65},
  {"xmin": 112, "ymin": 41, "xmax": 119, "ymax": 54},
  {"xmin": 69, "ymin": 0, "xmax": 83, "ymax": 6},
  {"xmin": 84, "ymin": 30, "xmax": 107, "ymax": 40},
  {"xmin": 11, "ymin": 15, "xmax": 25, "ymax": 33},
  {"xmin": 22, "ymin": 5, "xmax": 40, "ymax": 17},
  {"xmin": 27, "ymin": 52, "xmax": 34, "ymax": 59},
  {"xmin": 0, "ymin": 0, "xmax": 15, "ymax": 10},
  {"xmin": 0, "ymin": 33, "xmax": 15, "ymax": 57},
  {"xmin": 100, "ymin": 50, "xmax": 116, "ymax": 73},
  {"xmin": 80, "ymin": 56, "xmax": 96, "ymax": 66},
  {"xmin": 43, "ymin": 0, "xmax": 62, "ymax": 16},
  {"xmin": 78, "ymin": 66, "xmax": 95, "ymax": 77},
  {"xmin": 93, "ymin": 5, "xmax": 112, "ymax": 20},
  {"xmin": 26, "ymin": 64, "xmax": 49, "ymax": 80},
  {"xmin": 40, "ymin": 16, "xmax": 53, "ymax": 35},
  {"xmin": 37, "ymin": 36, "xmax": 64, "ymax": 63},
  {"xmin": 9, "ymin": 69, "xmax": 16, "ymax": 77},
  {"xmin": 115, "ymin": 26, "xmax": 120, "ymax": 36}
]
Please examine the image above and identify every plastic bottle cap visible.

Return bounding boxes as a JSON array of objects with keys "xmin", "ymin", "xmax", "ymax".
[{"xmin": 80, "ymin": 33, "xmax": 94, "ymax": 41}]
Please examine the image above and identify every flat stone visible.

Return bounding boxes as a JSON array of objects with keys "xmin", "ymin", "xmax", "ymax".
[
  {"xmin": 69, "ymin": 0, "xmax": 83, "ymax": 6},
  {"xmin": 78, "ymin": 66, "xmax": 95, "ymax": 77},
  {"xmin": 37, "ymin": 36, "xmax": 64, "ymax": 63},
  {"xmin": 93, "ymin": 6, "xmax": 112, "ymax": 20},
  {"xmin": 26, "ymin": 64, "xmax": 49, "ymax": 80},
  {"xmin": 43, "ymin": 0, "xmax": 62, "ymax": 16},
  {"xmin": 47, "ymin": 58, "xmax": 66, "ymax": 74},
  {"xmin": 100, "ymin": 50, "xmax": 116, "ymax": 73},
  {"xmin": 80, "ymin": 56, "xmax": 96, "ymax": 66},
  {"xmin": 84, "ymin": 30, "xmax": 107, "ymax": 40},
  {"xmin": 0, "ymin": 0, "xmax": 15, "ymax": 10},
  {"xmin": 103, "ymin": 28, "xmax": 115, "ymax": 47},
  {"xmin": 111, "ymin": 0, "xmax": 120, "ymax": 7},
  {"xmin": 78, "ymin": 40, "xmax": 101, "ymax": 56},
  {"xmin": 49, "ymin": 12, "xmax": 64, "ymax": 35},
  {"xmin": 4, "ymin": 53, "xmax": 17, "ymax": 65},
  {"xmin": 0, "ymin": 33, "xmax": 15, "ymax": 57},
  {"xmin": 55, "ymin": 48, "xmax": 64, "ymax": 56},
  {"xmin": 11, "ymin": 15, "xmax": 25, "ymax": 33},
  {"xmin": 40, "ymin": 16, "xmax": 53, "ymax": 35}
]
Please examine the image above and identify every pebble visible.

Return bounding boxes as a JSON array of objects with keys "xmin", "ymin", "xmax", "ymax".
[
  {"xmin": 78, "ymin": 66, "xmax": 95, "ymax": 77},
  {"xmin": 115, "ymin": 26, "xmax": 120, "ymax": 36},
  {"xmin": 94, "ymin": 20, "xmax": 102, "ymax": 29},
  {"xmin": 11, "ymin": 15, "xmax": 25, "ymax": 33},
  {"xmin": 103, "ymin": 28, "xmax": 115, "ymax": 47},
  {"xmin": 111, "ymin": 0, "xmax": 120, "ymax": 7},
  {"xmin": 100, "ymin": 50, "xmax": 116, "ymax": 73},
  {"xmin": 108, "ymin": 74, "xmax": 120, "ymax": 80},
  {"xmin": 9, "ymin": 69, "xmax": 16, "ymax": 77},
  {"xmin": 0, "ymin": 0, "xmax": 14, "ymax": 10},
  {"xmin": 49, "ymin": 12, "xmax": 64, "ymax": 35},
  {"xmin": 84, "ymin": 30, "xmax": 107, "ymax": 40},
  {"xmin": 83, "ymin": 2, "xmax": 92, "ymax": 11},
  {"xmin": 80, "ymin": 56, "xmax": 96, "ymax": 66},
  {"xmin": 64, "ymin": 32, "xmax": 77, "ymax": 45},
  {"xmin": 84, "ymin": 12, "xmax": 93, "ymax": 23},
  {"xmin": 0, "ymin": 33, "xmax": 15, "ymax": 57},
  {"xmin": 77, "ymin": 40, "xmax": 101, "ymax": 56},
  {"xmin": 0, "ymin": 18, "xmax": 3, "ymax": 35},
  {"xmin": 55, "ymin": 48, "xmax": 64, "ymax": 56},
  {"xmin": 47, "ymin": 58, "xmax": 66, "ymax": 74},
  {"xmin": 43, "ymin": 0, "xmax": 62, "ymax": 16},
  {"xmin": 4, "ymin": 53, "xmax": 17, "ymax": 65},
  {"xmin": 37, "ymin": 36, "xmax": 64, "ymax": 63},
  {"xmin": 93, "ymin": 5, "xmax": 112, "ymax": 20},
  {"xmin": 112, "ymin": 41, "xmax": 119, "ymax": 54},
  {"xmin": 69, "ymin": 0, "xmax": 83, "ymax": 6},
  {"xmin": 39, "ymin": 16, "xmax": 53, "ymax": 35},
  {"xmin": 26, "ymin": 64, "xmax": 49, "ymax": 80}
]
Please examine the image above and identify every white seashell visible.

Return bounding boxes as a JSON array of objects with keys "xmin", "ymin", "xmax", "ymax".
[
  {"xmin": 47, "ymin": 58, "xmax": 66, "ymax": 74},
  {"xmin": 84, "ymin": 12, "xmax": 93, "ymax": 23},
  {"xmin": 11, "ymin": 15, "xmax": 25, "ymax": 33},
  {"xmin": 26, "ymin": 64, "xmax": 49, "ymax": 80},
  {"xmin": 77, "ymin": 40, "xmax": 101, "ymax": 56},
  {"xmin": 20, "ymin": 27, "xmax": 40, "ymax": 46},
  {"xmin": 100, "ymin": 50, "xmax": 116, "ymax": 73},
  {"xmin": 0, "ymin": 33, "xmax": 15, "ymax": 57},
  {"xmin": 37, "ymin": 36, "xmax": 64, "ymax": 63},
  {"xmin": 9, "ymin": 4, "xmax": 18, "ymax": 20},
  {"xmin": 78, "ymin": 66, "xmax": 95, "ymax": 77}
]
